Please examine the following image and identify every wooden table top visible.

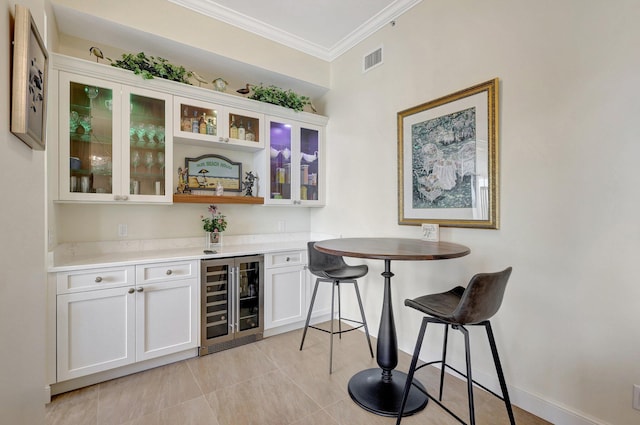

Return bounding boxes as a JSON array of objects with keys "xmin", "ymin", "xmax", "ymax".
[{"xmin": 314, "ymin": 238, "xmax": 470, "ymax": 261}]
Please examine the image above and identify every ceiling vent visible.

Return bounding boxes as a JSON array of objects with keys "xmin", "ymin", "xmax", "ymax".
[{"xmin": 363, "ymin": 46, "xmax": 383, "ymax": 72}]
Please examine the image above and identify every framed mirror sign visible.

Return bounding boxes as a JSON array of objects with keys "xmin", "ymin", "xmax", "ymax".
[{"xmin": 398, "ymin": 78, "xmax": 500, "ymax": 229}]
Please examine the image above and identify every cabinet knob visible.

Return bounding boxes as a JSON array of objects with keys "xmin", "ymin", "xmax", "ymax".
[
  {"xmin": 128, "ymin": 288, "xmax": 135, "ymax": 294},
  {"xmin": 166, "ymin": 269, "xmax": 173, "ymax": 275},
  {"xmin": 137, "ymin": 287, "xmax": 144, "ymax": 292},
  {"xmin": 95, "ymin": 276, "xmax": 103, "ymax": 283},
  {"xmin": 286, "ymin": 257, "xmax": 290, "ymax": 262}
]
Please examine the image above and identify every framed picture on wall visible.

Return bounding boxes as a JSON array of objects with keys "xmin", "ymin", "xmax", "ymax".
[
  {"xmin": 398, "ymin": 78, "xmax": 500, "ymax": 229},
  {"xmin": 11, "ymin": 4, "xmax": 48, "ymax": 150}
]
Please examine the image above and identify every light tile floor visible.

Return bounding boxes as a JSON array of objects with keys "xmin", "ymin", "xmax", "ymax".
[{"xmin": 46, "ymin": 324, "xmax": 551, "ymax": 425}]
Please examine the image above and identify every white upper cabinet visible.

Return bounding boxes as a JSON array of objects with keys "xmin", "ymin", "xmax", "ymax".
[{"xmin": 58, "ymin": 72, "xmax": 173, "ymax": 203}]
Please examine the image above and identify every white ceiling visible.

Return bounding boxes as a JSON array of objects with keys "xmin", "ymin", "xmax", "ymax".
[
  {"xmin": 168, "ymin": 0, "xmax": 422, "ymax": 60},
  {"xmin": 52, "ymin": 0, "xmax": 422, "ymax": 98}
]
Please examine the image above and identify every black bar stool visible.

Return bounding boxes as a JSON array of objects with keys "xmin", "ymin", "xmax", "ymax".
[
  {"xmin": 299, "ymin": 241, "xmax": 374, "ymax": 373},
  {"xmin": 397, "ymin": 267, "xmax": 516, "ymax": 425}
]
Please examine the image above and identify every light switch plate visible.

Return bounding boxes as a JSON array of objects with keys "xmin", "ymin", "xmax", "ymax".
[{"xmin": 634, "ymin": 384, "xmax": 640, "ymax": 410}]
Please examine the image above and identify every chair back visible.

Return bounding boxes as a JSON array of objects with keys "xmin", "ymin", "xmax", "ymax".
[
  {"xmin": 307, "ymin": 241, "xmax": 347, "ymax": 275},
  {"xmin": 452, "ymin": 267, "xmax": 512, "ymax": 324}
]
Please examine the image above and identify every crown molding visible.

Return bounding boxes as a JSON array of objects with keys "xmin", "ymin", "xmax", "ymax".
[{"xmin": 168, "ymin": 0, "xmax": 422, "ymax": 61}]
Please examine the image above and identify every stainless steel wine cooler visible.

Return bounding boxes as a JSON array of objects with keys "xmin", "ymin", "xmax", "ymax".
[{"xmin": 200, "ymin": 255, "xmax": 264, "ymax": 356}]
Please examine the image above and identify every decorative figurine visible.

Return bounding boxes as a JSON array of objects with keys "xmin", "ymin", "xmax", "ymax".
[
  {"xmin": 242, "ymin": 171, "xmax": 258, "ymax": 197},
  {"xmin": 89, "ymin": 46, "xmax": 104, "ymax": 63},
  {"xmin": 176, "ymin": 166, "xmax": 190, "ymax": 194},
  {"xmin": 212, "ymin": 78, "xmax": 228, "ymax": 92}
]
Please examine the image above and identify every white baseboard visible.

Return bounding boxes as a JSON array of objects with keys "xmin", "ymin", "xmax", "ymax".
[{"xmin": 467, "ymin": 367, "xmax": 609, "ymax": 425}]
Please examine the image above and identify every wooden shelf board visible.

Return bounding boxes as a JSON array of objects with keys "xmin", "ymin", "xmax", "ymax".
[{"xmin": 173, "ymin": 194, "xmax": 263, "ymax": 204}]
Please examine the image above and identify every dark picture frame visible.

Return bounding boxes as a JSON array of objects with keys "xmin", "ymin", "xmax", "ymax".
[
  {"xmin": 11, "ymin": 4, "xmax": 48, "ymax": 150},
  {"xmin": 398, "ymin": 78, "xmax": 500, "ymax": 229}
]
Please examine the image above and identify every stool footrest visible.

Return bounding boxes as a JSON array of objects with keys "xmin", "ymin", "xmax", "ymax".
[{"xmin": 309, "ymin": 319, "xmax": 365, "ymax": 335}]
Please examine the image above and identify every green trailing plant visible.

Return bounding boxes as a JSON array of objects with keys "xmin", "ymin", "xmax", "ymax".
[
  {"xmin": 248, "ymin": 84, "xmax": 311, "ymax": 112},
  {"xmin": 108, "ymin": 52, "xmax": 193, "ymax": 84}
]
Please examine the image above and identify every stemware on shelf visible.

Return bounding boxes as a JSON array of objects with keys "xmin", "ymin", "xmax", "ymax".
[
  {"xmin": 157, "ymin": 152, "xmax": 165, "ymax": 174},
  {"xmin": 144, "ymin": 151, "xmax": 155, "ymax": 173},
  {"xmin": 131, "ymin": 150, "xmax": 141, "ymax": 174}
]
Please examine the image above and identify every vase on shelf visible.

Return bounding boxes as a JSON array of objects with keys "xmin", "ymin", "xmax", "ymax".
[{"xmin": 205, "ymin": 231, "xmax": 223, "ymax": 249}]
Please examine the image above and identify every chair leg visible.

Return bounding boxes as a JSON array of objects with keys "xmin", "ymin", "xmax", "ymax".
[
  {"xmin": 396, "ymin": 317, "xmax": 429, "ymax": 425},
  {"xmin": 329, "ymin": 279, "xmax": 336, "ymax": 373},
  {"xmin": 485, "ymin": 321, "xmax": 516, "ymax": 425},
  {"xmin": 439, "ymin": 324, "xmax": 449, "ymax": 401},
  {"xmin": 458, "ymin": 325, "xmax": 476, "ymax": 425},
  {"xmin": 300, "ymin": 278, "xmax": 320, "ymax": 351},
  {"xmin": 337, "ymin": 281, "xmax": 342, "ymax": 339},
  {"xmin": 353, "ymin": 281, "xmax": 374, "ymax": 358}
]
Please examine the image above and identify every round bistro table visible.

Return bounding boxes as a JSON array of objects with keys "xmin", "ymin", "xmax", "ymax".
[{"xmin": 314, "ymin": 238, "xmax": 470, "ymax": 417}]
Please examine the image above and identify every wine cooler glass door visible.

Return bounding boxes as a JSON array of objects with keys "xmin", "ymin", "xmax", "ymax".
[
  {"xmin": 202, "ymin": 261, "xmax": 233, "ymax": 346},
  {"xmin": 237, "ymin": 260, "xmax": 261, "ymax": 332}
]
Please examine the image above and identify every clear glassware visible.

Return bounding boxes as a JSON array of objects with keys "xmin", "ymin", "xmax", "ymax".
[
  {"xmin": 144, "ymin": 152, "xmax": 155, "ymax": 173},
  {"xmin": 69, "ymin": 111, "xmax": 79, "ymax": 133},
  {"xmin": 157, "ymin": 152, "xmax": 165, "ymax": 174},
  {"xmin": 145, "ymin": 124, "xmax": 156, "ymax": 147},
  {"xmin": 135, "ymin": 124, "xmax": 146, "ymax": 147},
  {"xmin": 131, "ymin": 150, "xmax": 141, "ymax": 174},
  {"xmin": 156, "ymin": 126, "xmax": 165, "ymax": 146}
]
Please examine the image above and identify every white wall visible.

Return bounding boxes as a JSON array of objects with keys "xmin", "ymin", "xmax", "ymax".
[
  {"xmin": 0, "ymin": 1, "xmax": 51, "ymax": 423},
  {"xmin": 313, "ymin": 1, "xmax": 640, "ymax": 424}
]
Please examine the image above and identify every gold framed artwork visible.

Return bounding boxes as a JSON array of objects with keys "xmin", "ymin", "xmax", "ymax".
[
  {"xmin": 11, "ymin": 5, "xmax": 48, "ymax": 150},
  {"xmin": 398, "ymin": 78, "xmax": 500, "ymax": 229}
]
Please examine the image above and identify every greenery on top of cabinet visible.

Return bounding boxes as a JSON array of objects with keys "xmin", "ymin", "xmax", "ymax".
[
  {"xmin": 109, "ymin": 52, "xmax": 193, "ymax": 84},
  {"xmin": 249, "ymin": 84, "xmax": 312, "ymax": 112}
]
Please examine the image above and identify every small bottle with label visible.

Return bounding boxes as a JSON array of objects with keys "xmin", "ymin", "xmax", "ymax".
[
  {"xmin": 229, "ymin": 115, "xmax": 238, "ymax": 139},
  {"xmin": 245, "ymin": 121, "xmax": 255, "ymax": 141},
  {"xmin": 191, "ymin": 111, "xmax": 199, "ymax": 133},
  {"xmin": 237, "ymin": 119, "xmax": 245, "ymax": 140},
  {"xmin": 181, "ymin": 108, "xmax": 191, "ymax": 132},
  {"xmin": 199, "ymin": 113, "xmax": 207, "ymax": 134}
]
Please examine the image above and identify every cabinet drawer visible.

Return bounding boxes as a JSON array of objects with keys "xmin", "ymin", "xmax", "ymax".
[
  {"xmin": 57, "ymin": 266, "xmax": 135, "ymax": 294},
  {"xmin": 265, "ymin": 250, "xmax": 306, "ymax": 269},
  {"xmin": 136, "ymin": 260, "xmax": 198, "ymax": 283}
]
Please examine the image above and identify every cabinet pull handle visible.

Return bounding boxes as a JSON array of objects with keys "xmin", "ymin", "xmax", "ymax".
[
  {"xmin": 128, "ymin": 288, "xmax": 135, "ymax": 294},
  {"xmin": 166, "ymin": 269, "xmax": 173, "ymax": 275},
  {"xmin": 137, "ymin": 287, "xmax": 144, "ymax": 292},
  {"xmin": 95, "ymin": 276, "xmax": 103, "ymax": 283}
]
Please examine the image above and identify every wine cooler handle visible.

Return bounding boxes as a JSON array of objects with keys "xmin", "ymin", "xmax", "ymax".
[{"xmin": 229, "ymin": 267, "xmax": 235, "ymax": 331}]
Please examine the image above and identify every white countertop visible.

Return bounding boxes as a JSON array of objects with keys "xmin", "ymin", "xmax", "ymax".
[{"xmin": 48, "ymin": 233, "xmax": 317, "ymax": 272}]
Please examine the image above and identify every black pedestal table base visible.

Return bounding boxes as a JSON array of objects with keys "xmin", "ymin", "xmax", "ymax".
[{"xmin": 348, "ymin": 368, "xmax": 428, "ymax": 417}]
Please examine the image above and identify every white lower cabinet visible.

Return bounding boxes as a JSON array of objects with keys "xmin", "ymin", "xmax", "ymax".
[
  {"xmin": 56, "ymin": 260, "xmax": 198, "ymax": 382},
  {"xmin": 264, "ymin": 250, "xmax": 307, "ymax": 329},
  {"xmin": 264, "ymin": 249, "xmax": 333, "ymax": 331},
  {"xmin": 57, "ymin": 286, "xmax": 135, "ymax": 381}
]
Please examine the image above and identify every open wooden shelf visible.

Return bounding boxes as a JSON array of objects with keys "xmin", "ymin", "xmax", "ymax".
[{"xmin": 173, "ymin": 194, "xmax": 264, "ymax": 204}]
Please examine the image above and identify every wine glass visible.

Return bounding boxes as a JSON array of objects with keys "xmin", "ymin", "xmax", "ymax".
[
  {"xmin": 145, "ymin": 124, "xmax": 157, "ymax": 147},
  {"xmin": 144, "ymin": 152, "xmax": 155, "ymax": 173},
  {"xmin": 157, "ymin": 152, "xmax": 165, "ymax": 175},
  {"xmin": 156, "ymin": 126, "xmax": 165, "ymax": 146},
  {"xmin": 131, "ymin": 150, "xmax": 141, "ymax": 174}
]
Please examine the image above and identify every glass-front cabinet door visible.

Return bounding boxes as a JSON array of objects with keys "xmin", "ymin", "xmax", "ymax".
[
  {"xmin": 123, "ymin": 87, "xmax": 172, "ymax": 202},
  {"xmin": 58, "ymin": 72, "xmax": 172, "ymax": 203},
  {"xmin": 265, "ymin": 117, "xmax": 324, "ymax": 206},
  {"xmin": 59, "ymin": 74, "xmax": 119, "ymax": 201}
]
